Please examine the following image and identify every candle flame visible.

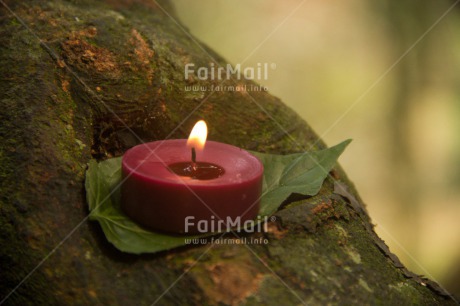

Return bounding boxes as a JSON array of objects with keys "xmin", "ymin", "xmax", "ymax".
[{"xmin": 187, "ymin": 120, "xmax": 207, "ymax": 151}]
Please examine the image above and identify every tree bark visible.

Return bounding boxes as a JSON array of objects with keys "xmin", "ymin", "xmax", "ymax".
[{"xmin": 0, "ymin": 0, "xmax": 455, "ymax": 305}]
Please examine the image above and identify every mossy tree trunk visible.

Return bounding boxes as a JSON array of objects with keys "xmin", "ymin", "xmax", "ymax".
[{"xmin": 0, "ymin": 0, "xmax": 455, "ymax": 305}]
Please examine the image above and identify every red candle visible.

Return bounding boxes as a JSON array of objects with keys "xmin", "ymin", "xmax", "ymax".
[{"xmin": 121, "ymin": 121, "xmax": 263, "ymax": 234}]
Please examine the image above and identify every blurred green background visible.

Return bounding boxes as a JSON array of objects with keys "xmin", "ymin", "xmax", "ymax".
[{"xmin": 171, "ymin": 0, "xmax": 460, "ymax": 296}]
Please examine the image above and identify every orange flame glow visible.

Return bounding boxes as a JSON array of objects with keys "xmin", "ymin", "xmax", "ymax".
[{"xmin": 187, "ymin": 120, "xmax": 207, "ymax": 151}]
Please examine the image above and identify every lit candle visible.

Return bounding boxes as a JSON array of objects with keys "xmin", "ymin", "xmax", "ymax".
[{"xmin": 121, "ymin": 120, "xmax": 264, "ymax": 234}]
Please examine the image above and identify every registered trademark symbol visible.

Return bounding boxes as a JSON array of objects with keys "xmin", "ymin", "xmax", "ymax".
[
  {"xmin": 270, "ymin": 216, "xmax": 276, "ymax": 222},
  {"xmin": 270, "ymin": 63, "xmax": 277, "ymax": 70}
]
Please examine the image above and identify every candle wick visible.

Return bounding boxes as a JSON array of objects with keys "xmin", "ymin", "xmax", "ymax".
[
  {"xmin": 191, "ymin": 147, "xmax": 197, "ymax": 172},
  {"xmin": 191, "ymin": 147, "xmax": 196, "ymax": 163}
]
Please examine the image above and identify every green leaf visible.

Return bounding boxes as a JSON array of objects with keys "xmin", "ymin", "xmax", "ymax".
[
  {"xmin": 86, "ymin": 157, "xmax": 203, "ymax": 254},
  {"xmin": 252, "ymin": 139, "xmax": 352, "ymax": 216},
  {"xmin": 85, "ymin": 139, "xmax": 351, "ymax": 254}
]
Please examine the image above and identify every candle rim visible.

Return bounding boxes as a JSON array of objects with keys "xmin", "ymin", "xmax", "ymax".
[{"xmin": 122, "ymin": 140, "xmax": 264, "ymax": 186}]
